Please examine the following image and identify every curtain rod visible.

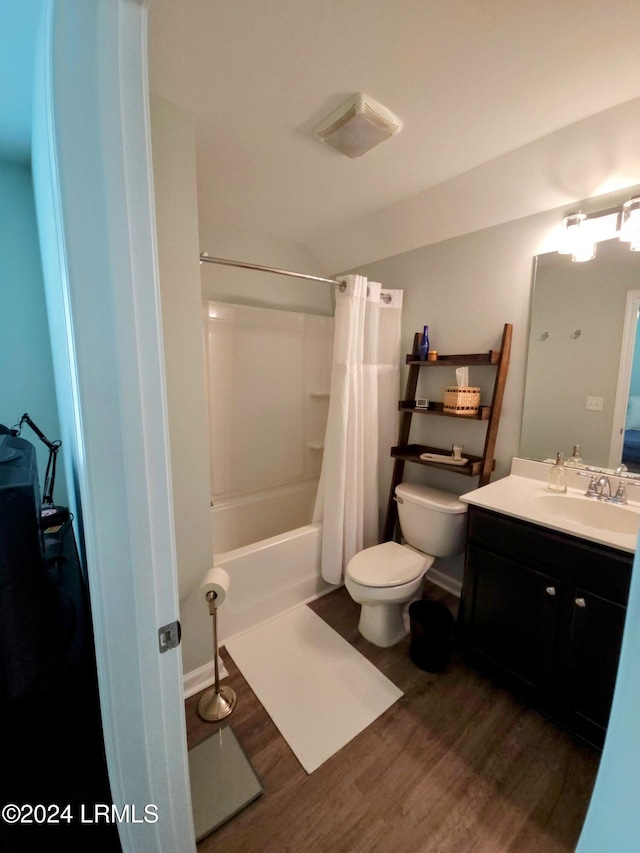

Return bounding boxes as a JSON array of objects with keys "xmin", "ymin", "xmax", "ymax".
[
  {"xmin": 199, "ymin": 252, "xmax": 394, "ymax": 303},
  {"xmin": 199, "ymin": 252, "xmax": 340, "ymax": 285}
]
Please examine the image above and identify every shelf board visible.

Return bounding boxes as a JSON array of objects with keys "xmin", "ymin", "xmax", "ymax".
[
  {"xmin": 406, "ymin": 350, "xmax": 500, "ymax": 366},
  {"xmin": 390, "ymin": 444, "xmax": 493, "ymax": 478},
  {"xmin": 398, "ymin": 401, "xmax": 490, "ymax": 420}
]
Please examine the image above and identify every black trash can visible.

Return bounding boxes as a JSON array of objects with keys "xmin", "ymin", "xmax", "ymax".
[{"xmin": 408, "ymin": 600, "xmax": 454, "ymax": 672}]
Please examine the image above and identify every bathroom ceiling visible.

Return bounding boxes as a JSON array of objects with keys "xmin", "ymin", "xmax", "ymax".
[{"xmin": 148, "ymin": 0, "xmax": 640, "ymax": 252}]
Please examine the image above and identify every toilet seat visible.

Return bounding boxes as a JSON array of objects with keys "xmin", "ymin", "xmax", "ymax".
[{"xmin": 347, "ymin": 541, "xmax": 427, "ymax": 587}]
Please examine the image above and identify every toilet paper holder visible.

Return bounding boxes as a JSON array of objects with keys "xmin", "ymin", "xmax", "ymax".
[{"xmin": 197, "ymin": 586, "xmax": 237, "ymax": 722}]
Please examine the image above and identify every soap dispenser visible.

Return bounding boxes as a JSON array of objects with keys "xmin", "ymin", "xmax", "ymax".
[
  {"xmin": 548, "ymin": 452, "xmax": 567, "ymax": 493},
  {"xmin": 566, "ymin": 445, "xmax": 583, "ymax": 467}
]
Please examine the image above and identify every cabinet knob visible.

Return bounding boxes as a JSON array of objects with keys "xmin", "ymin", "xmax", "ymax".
[
  {"xmin": 545, "ymin": 586, "xmax": 556, "ymax": 596},
  {"xmin": 575, "ymin": 597, "xmax": 586, "ymax": 608}
]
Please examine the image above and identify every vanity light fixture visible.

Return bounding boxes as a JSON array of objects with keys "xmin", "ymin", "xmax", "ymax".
[
  {"xmin": 558, "ymin": 212, "xmax": 586, "ymax": 253},
  {"xmin": 559, "ymin": 212, "xmax": 596, "ymax": 262},
  {"xmin": 619, "ymin": 196, "xmax": 640, "ymax": 251},
  {"xmin": 558, "ymin": 194, "xmax": 640, "ymax": 261}
]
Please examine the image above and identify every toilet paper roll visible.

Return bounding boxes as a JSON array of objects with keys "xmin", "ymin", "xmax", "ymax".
[{"xmin": 200, "ymin": 567, "xmax": 230, "ymax": 606}]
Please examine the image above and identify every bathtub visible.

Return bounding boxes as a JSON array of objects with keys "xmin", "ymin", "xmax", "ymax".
[
  {"xmin": 211, "ymin": 479, "xmax": 319, "ymax": 554},
  {"xmin": 214, "ymin": 522, "xmax": 333, "ymax": 645}
]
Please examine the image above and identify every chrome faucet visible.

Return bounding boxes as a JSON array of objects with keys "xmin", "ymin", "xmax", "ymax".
[
  {"xmin": 578, "ymin": 472, "xmax": 599, "ymax": 498},
  {"xmin": 612, "ymin": 478, "xmax": 640, "ymax": 505},
  {"xmin": 595, "ymin": 475, "xmax": 611, "ymax": 500},
  {"xmin": 614, "ymin": 464, "xmax": 629, "ymax": 476},
  {"xmin": 579, "ymin": 470, "xmax": 640, "ymax": 504}
]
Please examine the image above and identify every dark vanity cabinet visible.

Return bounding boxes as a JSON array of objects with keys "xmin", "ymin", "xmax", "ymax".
[{"xmin": 462, "ymin": 505, "xmax": 632, "ymax": 748}]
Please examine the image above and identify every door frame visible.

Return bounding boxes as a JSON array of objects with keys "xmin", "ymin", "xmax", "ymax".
[
  {"xmin": 34, "ymin": 1, "xmax": 195, "ymax": 850},
  {"xmin": 609, "ymin": 289, "xmax": 640, "ymax": 468}
]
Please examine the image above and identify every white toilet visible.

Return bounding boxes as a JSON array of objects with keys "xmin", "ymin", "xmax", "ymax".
[{"xmin": 345, "ymin": 482, "xmax": 468, "ymax": 647}]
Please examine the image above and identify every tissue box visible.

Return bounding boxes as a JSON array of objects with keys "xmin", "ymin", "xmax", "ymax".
[{"xmin": 443, "ymin": 386, "xmax": 480, "ymax": 415}]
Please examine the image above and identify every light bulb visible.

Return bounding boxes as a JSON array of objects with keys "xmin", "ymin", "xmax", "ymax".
[
  {"xmin": 571, "ymin": 238, "xmax": 597, "ymax": 262},
  {"xmin": 558, "ymin": 212, "xmax": 587, "ymax": 255},
  {"xmin": 620, "ymin": 197, "xmax": 640, "ymax": 249}
]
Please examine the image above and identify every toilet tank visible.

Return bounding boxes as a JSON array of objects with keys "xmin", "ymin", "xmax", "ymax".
[{"xmin": 395, "ymin": 482, "xmax": 467, "ymax": 557}]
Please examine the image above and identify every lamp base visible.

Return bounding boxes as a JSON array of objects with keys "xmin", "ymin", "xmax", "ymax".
[
  {"xmin": 198, "ymin": 685, "xmax": 237, "ymax": 721},
  {"xmin": 40, "ymin": 505, "xmax": 69, "ymax": 528}
]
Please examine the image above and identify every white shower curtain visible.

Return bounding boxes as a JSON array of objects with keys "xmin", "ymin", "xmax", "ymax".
[{"xmin": 313, "ymin": 275, "xmax": 403, "ymax": 584}]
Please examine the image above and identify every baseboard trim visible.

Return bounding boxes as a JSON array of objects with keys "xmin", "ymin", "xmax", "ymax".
[
  {"xmin": 182, "ymin": 586, "xmax": 342, "ymax": 699},
  {"xmin": 183, "ymin": 655, "xmax": 229, "ymax": 700},
  {"xmin": 426, "ymin": 568, "xmax": 462, "ymax": 598}
]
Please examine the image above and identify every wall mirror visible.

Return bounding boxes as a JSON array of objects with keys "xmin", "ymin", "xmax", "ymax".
[{"xmin": 520, "ymin": 238, "xmax": 640, "ymax": 472}]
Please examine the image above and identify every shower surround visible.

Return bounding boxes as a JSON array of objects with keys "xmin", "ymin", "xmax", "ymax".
[
  {"xmin": 205, "ymin": 300, "xmax": 334, "ymax": 550},
  {"xmin": 203, "ymin": 301, "xmax": 334, "ymax": 644}
]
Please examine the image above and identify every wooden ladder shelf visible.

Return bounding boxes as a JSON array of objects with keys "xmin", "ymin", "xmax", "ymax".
[{"xmin": 382, "ymin": 323, "xmax": 512, "ymax": 541}]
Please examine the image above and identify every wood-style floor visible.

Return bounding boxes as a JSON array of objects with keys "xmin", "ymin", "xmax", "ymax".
[{"xmin": 186, "ymin": 582, "xmax": 600, "ymax": 852}]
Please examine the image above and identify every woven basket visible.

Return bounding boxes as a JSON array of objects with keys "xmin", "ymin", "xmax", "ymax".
[{"xmin": 443, "ymin": 386, "xmax": 480, "ymax": 415}]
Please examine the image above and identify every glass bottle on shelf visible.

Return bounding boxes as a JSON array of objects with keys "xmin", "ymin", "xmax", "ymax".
[
  {"xmin": 418, "ymin": 325, "xmax": 430, "ymax": 360},
  {"xmin": 565, "ymin": 444, "xmax": 584, "ymax": 467},
  {"xmin": 548, "ymin": 451, "xmax": 568, "ymax": 493}
]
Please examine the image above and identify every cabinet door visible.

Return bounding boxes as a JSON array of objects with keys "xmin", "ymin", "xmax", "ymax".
[
  {"xmin": 563, "ymin": 588, "xmax": 627, "ymax": 743},
  {"xmin": 466, "ymin": 546, "xmax": 561, "ymax": 700}
]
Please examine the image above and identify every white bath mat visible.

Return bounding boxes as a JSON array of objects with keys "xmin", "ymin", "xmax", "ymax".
[{"xmin": 224, "ymin": 605, "xmax": 403, "ymax": 774}]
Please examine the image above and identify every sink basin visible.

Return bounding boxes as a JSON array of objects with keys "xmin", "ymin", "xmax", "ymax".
[{"xmin": 534, "ymin": 494, "xmax": 640, "ymax": 537}]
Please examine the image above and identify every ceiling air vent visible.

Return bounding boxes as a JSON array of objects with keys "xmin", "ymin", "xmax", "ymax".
[{"xmin": 313, "ymin": 94, "xmax": 403, "ymax": 159}]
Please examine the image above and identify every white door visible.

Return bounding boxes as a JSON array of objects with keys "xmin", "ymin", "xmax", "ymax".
[{"xmin": 32, "ymin": 1, "xmax": 195, "ymax": 851}]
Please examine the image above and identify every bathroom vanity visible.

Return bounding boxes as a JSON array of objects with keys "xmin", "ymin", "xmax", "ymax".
[{"xmin": 460, "ymin": 459, "xmax": 638, "ymax": 749}]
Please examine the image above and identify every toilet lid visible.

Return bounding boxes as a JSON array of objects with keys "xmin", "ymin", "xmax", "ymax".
[{"xmin": 347, "ymin": 541, "xmax": 426, "ymax": 587}]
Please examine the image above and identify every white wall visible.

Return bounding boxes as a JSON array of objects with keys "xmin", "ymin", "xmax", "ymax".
[
  {"xmin": 350, "ymin": 212, "xmax": 548, "ymax": 479},
  {"xmin": 150, "ymin": 95, "xmax": 213, "ymax": 674},
  {"xmin": 199, "ymin": 220, "xmax": 334, "ymax": 316}
]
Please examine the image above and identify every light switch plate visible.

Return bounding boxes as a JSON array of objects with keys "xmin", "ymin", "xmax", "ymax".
[{"xmin": 586, "ymin": 396, "xmax": 604, "ymax": 411}]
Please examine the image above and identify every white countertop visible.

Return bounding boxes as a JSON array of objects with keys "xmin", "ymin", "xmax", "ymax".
[{"xmin": 460, "ymin": 458, "xmax": 640, "ymax": 554}]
